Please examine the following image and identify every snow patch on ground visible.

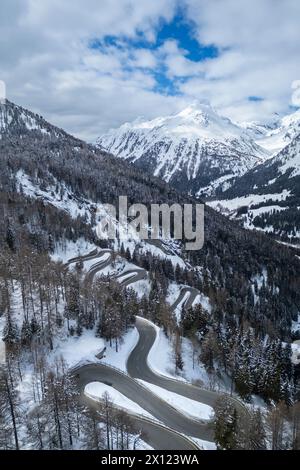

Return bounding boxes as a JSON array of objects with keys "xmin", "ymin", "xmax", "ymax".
[
  {"xmin": 16, "ymin": 170, "xmax": 92, "ymax": 222},
  {"xmin": 143, "ymin": 317, "xmax": 211, "ymax": 387},
  {"xmin": 181, "ymin": 336, "xmax": 211, "ymax": 387},
  {"xmin": 103, "ymin": 327, "xmax": 139, "ymax": 372},
  {"xmin": 142, "ymin": 317, "xmax": 228, "ymax": 391},
  {"xmin": 129, "ymin": 278, "xmax": 151, "ymax": 299},
  {"xmin": 51, "ymin": 328, "xmax": 105, "ymax": 368},
  {"xmin": 166, "ymin": 282, "xmax": 181, "ymax": 306},
  {"xmin": 144, "ymin": 318, "xmax": 186, "ymax": 382},
  {"xmin": 192, "ymin": 293, "xmax": 212, "ymax": 314},
  {"xmin": 138, "ymin": 380, "xmax": 214, "ymax": 422},
  {"xmin": 141, "ymin": 241, "xmax": 186, "ymax": 269},
  {"xmin": 292, "ymin": 314, "xmax": 300, "ymax": 335},
  {"xmin": 84, "ymin": 382, "xmax": 154, "ymax": 419},
  {"xmin": 291, "ymin": 341, "xmax": 300, "ymax": 365},
  {"xmin": 208, "ymin": 190, "xmax": 291, "ymax": 213},
  {"xmin": 51, "ymin": 238, "xmax": 96, "ymax": 264},
  {"xmin": 193, "ymin": 438, "xmax": 217, "ymax": 450}
]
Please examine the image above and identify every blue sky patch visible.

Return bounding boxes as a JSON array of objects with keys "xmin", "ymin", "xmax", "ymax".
[
  {"xmin": 155, "ymin": 12, "xmax": 219, "ymax": 61},
  {"xmin": 248, "ymin": 96, "xmax": 264, "ymax": 102},
  {"xmin": 89, "ymin": 9, "xmax": 219, "ymax": 96}
]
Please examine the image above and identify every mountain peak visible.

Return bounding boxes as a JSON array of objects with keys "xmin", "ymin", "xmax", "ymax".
[
  {"xmin": 176, "ymin": 102, "xmax": 212, "ymax": 117},
  {"xmin": 249, "ymin": 107, "xmax": 300, "ymax": 155},
  {"xmin": 97, "ymin": 104, "xmax": 268, "ymax": 196},
  {"xmin": 0, "ymin": 99, "xmax": 73, "ymax": 141}
]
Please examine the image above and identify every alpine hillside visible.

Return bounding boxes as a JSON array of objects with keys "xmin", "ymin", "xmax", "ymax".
[{"xmin": 209, "ymin": 126, "xmax": 300, "ymax": 243}]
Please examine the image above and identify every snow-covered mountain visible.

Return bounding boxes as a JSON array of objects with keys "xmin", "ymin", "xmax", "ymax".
[
  {"xmin": 242, "ymin": 109, "xmax": 300, "ymax": 156},
  {"xmin": 209, "ymin": 132, "xmax": 300, "ymax": 242},
  {"xmin": 97, "ymin": 104, "xmax": 269, "ymax": 197}
]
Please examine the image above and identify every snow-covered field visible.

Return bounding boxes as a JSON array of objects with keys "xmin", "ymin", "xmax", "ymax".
[
  {"xmin": 138, "ymin": 380, "xmax": 214, "ymax": 422},
  {"xmin": 50, "ymin": 328, "xmax": 105, "ymax": 369},
  {"xmin": 207, "ymin": 190, "xmax": 297, "ymax": 237},
  {"xmin": 208, "ymin": 190, "xmax": 291, "ymax": 213},
  {"xmin": 103, "ymin": 327, "xmax": 139, "ymax": 372},
  {"xmin": 51, "ymin": 238, "xmax": 96, "ymax": 264},
  {"xmin": 84, "ymin": 382, "xmax": 155, "ymax": 419}
]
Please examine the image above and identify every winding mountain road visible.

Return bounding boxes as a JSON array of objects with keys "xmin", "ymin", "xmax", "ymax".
[
  {"xmin": 171, "ymin": 286, "xmax": 200, "ymax": 311},
  {"xmin": 128, "ymin": 317, "xmax": 219, "ymax": 409},
  {"xmin": 68, "ymin": 249, "xmax": 217, "ymax": 449},
  {"xmin": 65, "ymin": 248, "xmax": 100, "ymax": 267},
  {"xmin": 74, "ymin": 363, "xmax": 209, "ymax": 449}
]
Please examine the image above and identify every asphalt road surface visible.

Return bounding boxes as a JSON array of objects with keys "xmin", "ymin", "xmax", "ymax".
[
  {"xmin": 127, "ymin": 317, "xmax": 220, "ymax": 409},
  {"xmin": 74, "ymin": 364, "xmax": 208, "ymax": 449}
]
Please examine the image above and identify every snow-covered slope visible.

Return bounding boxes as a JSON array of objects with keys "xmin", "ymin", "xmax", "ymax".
[
  {"xmin": 0, "ymin": 99, "xmax": 66, "ymax": 138},
  {"xmin": 242, "ymin": 109, "xmax": 300, "ymax": 156},
  {"xmin": 97, "ymin": 104, "xmax": 268, "ymax": 196},
  {"xmin": 209, "ymin": 133, "xmax": 300, "ymax": 242}
]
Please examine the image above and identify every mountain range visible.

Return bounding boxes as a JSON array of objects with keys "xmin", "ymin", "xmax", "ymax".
[
  {"xmin": 97, "ymin": 103, "xmax": 300, "ymax": 242},
  {"xmin": 97, "ymin": 103, "xmax": 269, "ymax": 196}
]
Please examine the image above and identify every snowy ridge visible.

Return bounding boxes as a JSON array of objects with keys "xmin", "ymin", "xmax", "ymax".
[
  {"xmin": 0, "ymin": 99, "xmax": 66, "ymax": 138},
  {"xmin": 97, "ymin": 103, "xmax": 268, "ymax": 196},
  {"xmin": 243, "ymin": 108, "xmax": 300, "ymax": 155},
  {"xmin": 274, "ymin": 134, "xmax": 300, "ymax": 178}
]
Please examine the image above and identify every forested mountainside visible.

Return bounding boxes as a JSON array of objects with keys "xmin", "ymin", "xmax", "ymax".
[
  {"xmin": 1, "ymin": 100, "xmax": 300, "ymax": 338},
  {"xmin": 210, "ymin": 133, "xmax": 300, "ymax": 243},
  {"xmin": 0, "ymin": 100, "xmax": 300, "ymax": 450},
  {"xmin": 97, "ymin": 105, "xmax": 300, "ymax": 244},
  {"xmin": 97, "ymin": 104, "xmax": 268, "ymax": 197}
]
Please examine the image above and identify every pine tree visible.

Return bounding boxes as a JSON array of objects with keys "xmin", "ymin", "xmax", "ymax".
[
  {"xmin": 0, "ymin": 367, "xmax": 21, "ymax": 450},
  {"xmin": 214, "ymin": 397, "xmax": 238, "ymax": 450},
  {"xmin": 249, "ymin": 409, "xmax": 266, "ymax": 449},
  {"xmin": 3, "ymin": 311, "xmax": 19, "ymax": 347},
  {"xmin": 6, "ymin": 221, "xmax": 16, "ymax": 252},
  {"xmin": 21, "ymin": 318, "xmax": 33, "ymax": 346}
]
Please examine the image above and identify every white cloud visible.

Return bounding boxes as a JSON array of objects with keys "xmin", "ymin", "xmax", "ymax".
[
  {"xmin": 182, "ymin": 0, "xmax": 300, "ymax": 121},
  {"xmin": 158, "ymin": 40, "xmax": 205, "ymax": 78},
  {"xmin": 0, "ymin": 0, "xmax": 299, "ymax": 139},
  {"xmin": 131, "ymin": 49, "xmax": 158, "ymax": 69},
  {"xmin": 0, "ymin": 0, "xmax": 182, "ymax": 140}
]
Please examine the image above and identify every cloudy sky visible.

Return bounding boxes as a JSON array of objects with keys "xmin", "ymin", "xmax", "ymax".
[{"xmin": 1, "ymin": 0, "xmax": 300, "ymax": 140}]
